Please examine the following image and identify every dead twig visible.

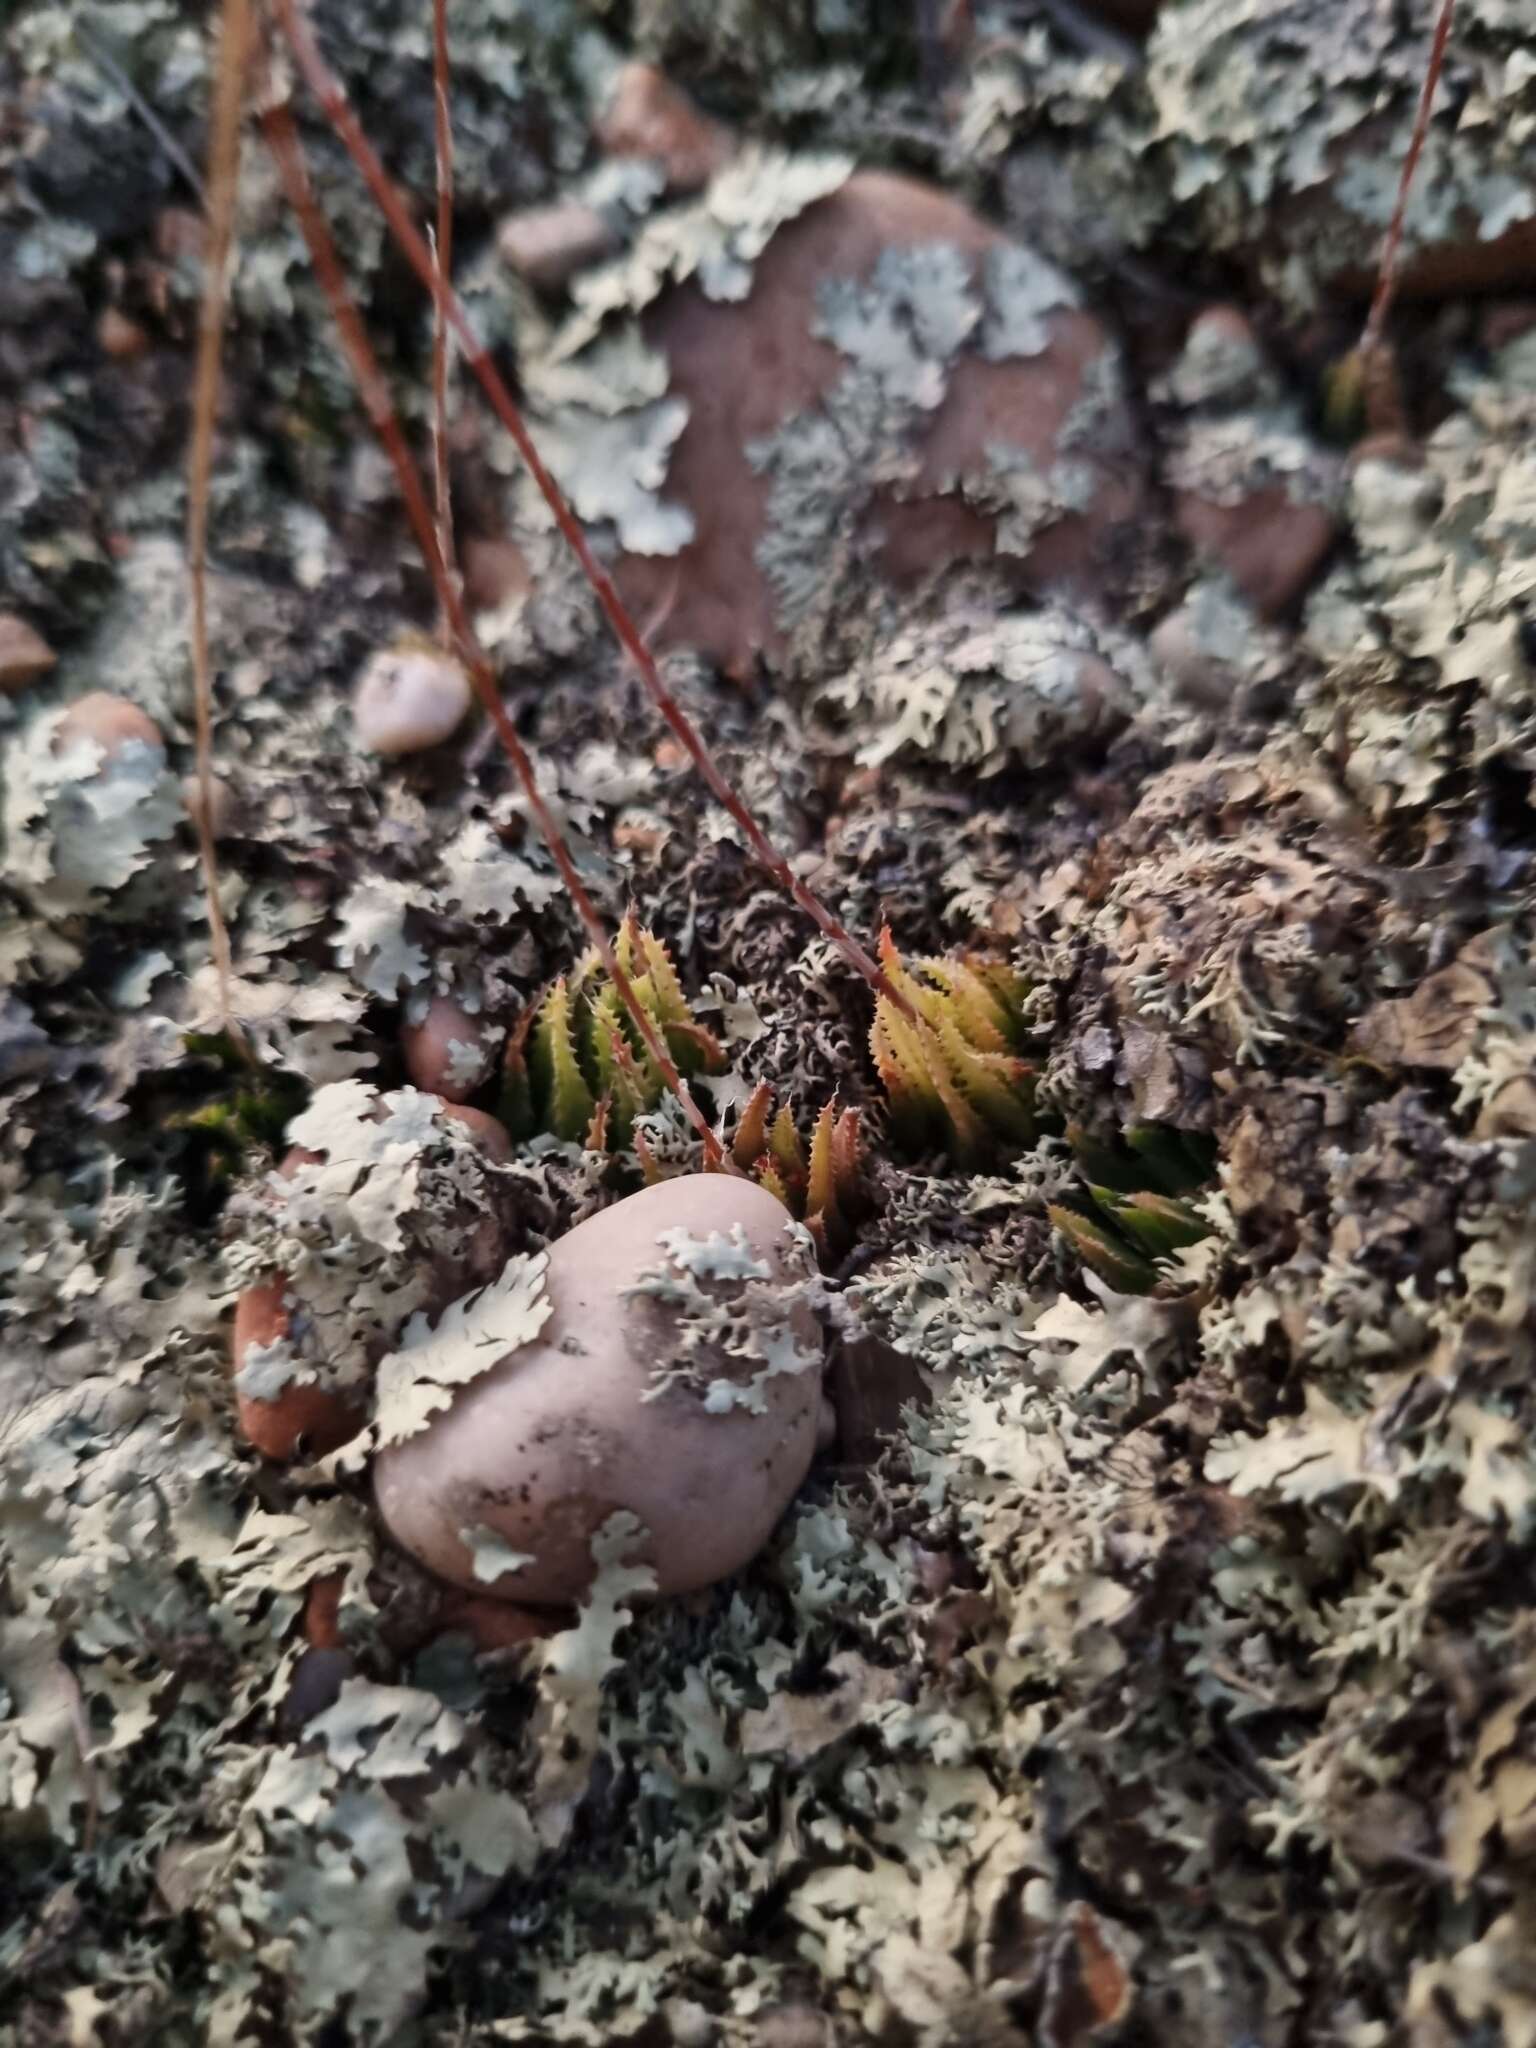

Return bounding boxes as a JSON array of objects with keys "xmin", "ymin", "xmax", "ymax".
[
  {"xmin": 257, "ymin": 60, "xmax": 731, "ymax": 1171},
  {"xmin": 1357, "ymin": 0, "xmax": 1457, "ymax": 371},
  {"xmin": 186, "ymin": 0, "xmax": 253, "ymax": 1051},
  {"xmin": 429, "ymin": 0, "xmax": 455, "ymax": 648},
  {"xmin": 269, "ymin": 0, "xmax": 916, "ymax": 1026}
]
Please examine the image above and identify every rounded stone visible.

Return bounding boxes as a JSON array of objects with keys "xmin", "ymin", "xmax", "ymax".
[
  {"xmin": 611, "ymin": 169, "xmax": 1145, "ymax": 674},
  {"xmin": 352, "ymin": 643, "xmax": 472, "ymax": 757},
  {"xmin": 232, "ymin": 1275, "xmax": 367, "ymax": 1462},
  {"xmin": 54, "ymin": 691, "xmax": 162, "ymax": 762},
  {"xmin": 373, "ymin": 1176, "xmax": 824, "ymax": 1605},
  {"xmin": 400, "ymin": 995, "xmax": 500, "ymax": 1103}
]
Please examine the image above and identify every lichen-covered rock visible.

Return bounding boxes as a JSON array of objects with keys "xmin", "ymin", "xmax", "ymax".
[
  {"xmin": 374, "ymin": 1175, "xmax": 825, "ymax": 1602},
  {"xmin": 400, "ymin": 992, "xmax": 502, "ymax": 1103},
  {"xmin": 1304, "ymin": 335, "xmax": 1536, "ymax": 799},
  {"xmin": 1144, "ymin": 0, "xmax": 1536, "ymax": 307},
  {"xmin": 2, "ymin": 693, "xmax": 181, "ymax": 920},
  {"xmin": 520, "ymin": 160, "xmax": 1147, "ymax": 672},
  {"xmin": 1156, "ymin": 307, "xmax": 1341, "ymax": 616}
]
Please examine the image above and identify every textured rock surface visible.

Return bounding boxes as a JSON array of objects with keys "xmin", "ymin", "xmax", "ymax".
[{"xmin": 596, "ymin": 169, "xmax": 1146, "ymax": 671}]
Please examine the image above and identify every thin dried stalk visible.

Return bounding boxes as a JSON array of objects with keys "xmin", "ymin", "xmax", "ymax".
[
  {"xmin": 270, "ymin": 0, "xmax": 915, "ymax": 1024},
  {"xmin": 187, "ymin": 0, "xmax": 252, "ymax": 1044},
  {"xmin": 429, "ymin": 0, "xmax": 454, "ymax": 647},
  {"xmin": 1358, "ymin": 0, "xmax": 1457, "ymax": 367},
  {"xmin": 258, "ymin": 77, "xmax": 730, "ymax": 1171}
]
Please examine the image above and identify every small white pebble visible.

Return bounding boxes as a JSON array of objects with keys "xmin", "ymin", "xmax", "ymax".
[{"xmin": 353, "ymin": 643, "xmax": 472, "ymax": 757}]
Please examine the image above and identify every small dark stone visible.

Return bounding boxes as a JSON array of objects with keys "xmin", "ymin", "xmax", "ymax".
[{"xmin": 280, "ymin": 1647, "xmax": 356, "ymax": 1731}]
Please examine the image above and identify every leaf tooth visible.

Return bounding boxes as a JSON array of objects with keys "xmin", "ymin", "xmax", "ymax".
[
  {"xmin": 805, "ymin": 1099, "xmax": 837, "ymax": 1224},
  {"xmin": 732, "ymin": 1080, "xmax": 774, "ymax": 1171},
  {"xmin": 534, "ymin": 979, "xmax": 595, "ymax": 1142}
]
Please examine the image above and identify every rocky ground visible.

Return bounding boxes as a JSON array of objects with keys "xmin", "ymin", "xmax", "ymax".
[{"xmin": 3, "ymin": 3, "xmax": 1536, "ymax": 2044}]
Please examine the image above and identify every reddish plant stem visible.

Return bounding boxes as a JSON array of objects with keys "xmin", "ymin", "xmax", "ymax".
[
  {"xmin": 1358, "ymin": 0, "xmax": 1457, "ymax": 365},
  {"xmin": 258, "ymin": 82, "xmax": 730, "ymax": 1172},
  {"xmin": 187, "ymin": 0, "xmax": 253, "ymax": 1047},
  {"xmin": 269, "ymin": 0, "xmax": 915, "ymax": 1025},
  {"xmin": 429, "ymin": 0, "xmax": 454, "ymax": 647}
]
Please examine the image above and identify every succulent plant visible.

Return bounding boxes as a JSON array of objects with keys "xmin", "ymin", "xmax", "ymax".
[
  {"xmin": 502, "ymin": 914, "xmax": 726, "ymax": 1152},
  {"xmin": 500, "ymin": 918, "xmax": 861, "ymax": 1243},
  {"xmin": 726, "ymin": 1081, "xmax": 862, "ymax": 1256},
  {"xmin": 870, "ymin": 926, "xmax": 1035, "ymax": 1165},
  {"xmin": 866, "ymin": 932, "xmax": 1212, "ymax": 1290},
  {"xmin": 1049, "ymin": 1123, "xmax": 1216, "ymax": 1295}
]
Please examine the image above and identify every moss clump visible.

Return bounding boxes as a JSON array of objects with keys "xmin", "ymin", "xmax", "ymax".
[{"xmin": 171, "ymin": 1031, "xmax": 310, "ymax": 1195}]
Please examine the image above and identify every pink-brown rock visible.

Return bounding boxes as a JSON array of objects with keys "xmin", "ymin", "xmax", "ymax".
[
  {"xmin": 498, "ymin": 200, "xmax": 620, "ymax": 294},
  {"xmin": 374, "ymin": 1176, "xmax": 824, "ymax": 1604},
  {"xmin": 612, "ymin": 170, "xmax": 1145, "ymax": 674},
  {"xmin": 1173, "ymin": 487, "xmax": 1336, "ymax": 619},
  {"xmin": 401, "ymin": 996, "xmax": 501, "ymax": 1103},
  {"xmin": 54, "ymin": 692, "xmax": 160, "ymax": 759},
  {"xmin": 0, "ymin": 614, "xmax": 58, "ymax": 695},
  {"xmin": 353, "ymin": 643, "xmax": 472, "ymax": 756},
  {"xmin": 595, "ymin": 62, "xmax": 735, "ymax": 195}
]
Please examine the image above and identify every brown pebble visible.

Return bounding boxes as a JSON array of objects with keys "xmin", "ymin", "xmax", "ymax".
[
  {"xmin": 594, "ymin": 62, "xmax": 735, "ymax": 195},
  {"xmin": 497, "ymin": 200, "xmax": 619, "ymax": 293},
  {"xmin": 1174, "ymin": 487, "xmax": 1336, "ymax": 619},
  {"xmin": 436, "ymin": 1098, "xmax": 513, "ymax": 1163},
  {"xmin": 0, "ymin": 614, "xmax": 57, "ymax": 695},
  {"xmin": 54, "ymin": 692, "xmax": 162, "ymax": 760},
  {"xmin": 97, "ymin": 306, "xmax": 150, "ymax": 360},
  {"xmin": 401, "ymin": 995, "xmax": 500, "ymax": 1103},
  {"xmin": 231, "ymin": 1277, "xmax": 368, "ymax": 1463},
  {"xmin": 613, "ymin": 170, "xmax": 1145, "ymax": 672},
  {"xmin": 303, "ymin": 1570, "xmax": 347, "ymax": 1651},
  {"xmin": 461, "ymin": 535, "xmax": 532, "ymax": 613}
]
